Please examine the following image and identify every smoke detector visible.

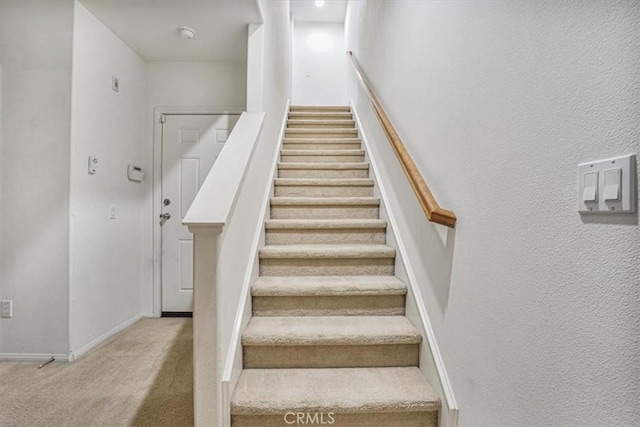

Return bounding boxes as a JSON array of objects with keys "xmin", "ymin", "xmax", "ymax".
[{"xmin": 179, "ymin": 26, "xmax": 196, "ymax": 40}]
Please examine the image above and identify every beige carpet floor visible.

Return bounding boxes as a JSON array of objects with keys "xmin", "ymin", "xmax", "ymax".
[{"xmin": 0, "ymin": 317, "xmax": 193, "ymax": 427}]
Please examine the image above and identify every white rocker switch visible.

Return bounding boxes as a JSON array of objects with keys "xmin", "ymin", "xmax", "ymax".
[
  {"xmin": 578, "ymin": 154, "xmax": 636, "ymax": 213},
  {"xmin": 582, "ymin": 171, "xmax": 598, "ymax": 202},
  {"xmin": 603, "ymin": 168, "xmax": 621, "ymax": 201}
]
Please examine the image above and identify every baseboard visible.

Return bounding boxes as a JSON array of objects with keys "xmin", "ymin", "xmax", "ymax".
[
  {"xmin": 221, "ymin": 99, "xmax": 290, "ymax": 427},
  {"xmin": 0, "ymin": 353, "xmax": 70, "ymax": 362},
  {"xmin": 69, "ymin": 313, "xmax": 143, "ymax": 361},
  {"xmin": 351, "ymin": 102, "xmax": 459, "ymax": 427}
]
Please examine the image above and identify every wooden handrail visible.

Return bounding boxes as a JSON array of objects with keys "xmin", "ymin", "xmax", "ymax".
[{"xmin": 347, "ymin": 51, "xmax": 456, "ymax": 228}]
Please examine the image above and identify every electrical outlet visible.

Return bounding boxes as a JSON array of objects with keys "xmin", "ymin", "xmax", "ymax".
[{"xmin": 1, "ymin": 300, "xmax": 13, "ymax": 318}]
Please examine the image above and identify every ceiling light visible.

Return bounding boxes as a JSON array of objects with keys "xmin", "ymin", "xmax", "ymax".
[
  {"xmin": 178, "ymin": 26, "xmax": 196, "ymax": 40},
  {"xmin": 315, "ymin": 0, "xmax": 325, "ymax": 7}
]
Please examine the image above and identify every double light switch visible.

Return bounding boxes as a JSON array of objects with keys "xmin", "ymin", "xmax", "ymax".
[{"xmin": 578, "ymin": 154, "xmax": 636, "ymax": 213}]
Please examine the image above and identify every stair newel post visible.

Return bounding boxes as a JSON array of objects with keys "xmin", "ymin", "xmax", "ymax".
[{"xmin": 188, "ymin": 224, "xmax": 224, "ymax": 427}]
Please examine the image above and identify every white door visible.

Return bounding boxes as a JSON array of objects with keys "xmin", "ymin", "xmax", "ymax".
[{"xmin": 161, "ymin": 114, "xmax": 239, "ymax": 313}]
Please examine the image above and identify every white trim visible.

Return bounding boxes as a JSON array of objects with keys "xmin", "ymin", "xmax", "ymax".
[
  {"xmin": 0, "ymin": 353, "xmax": 70, "ymax": 362},
  {"xmin": 152, "ymin": 106, "xmax": 244, "ymax": 317},
  {"xmin": 220, "ymin": 99, "xmax": 290, "ymax": 427},
  {"xmin": 352, "ymin": 102, "xmax": 460, "ymax": 426},
  {"xmin": 255, "ymin": 0, "xmax": 265, "ymax": 24},
  {"xmin": 69, "ymin": 314, "xmax": 143, "ymax": 361}
]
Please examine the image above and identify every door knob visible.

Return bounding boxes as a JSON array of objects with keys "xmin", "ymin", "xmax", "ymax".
[{"xmin": 160, "ymin": 213, "xmax": 171, "ymax": 220}]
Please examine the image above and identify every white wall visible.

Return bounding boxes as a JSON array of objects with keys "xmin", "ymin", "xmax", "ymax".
[
  {"xmin": 145, "ymin": 62, "xmax": 246, "ymax": 110},
  {"xmin": 292, "ymin": 22, "xmax": 347, "ymax": 106},
  {"xmin": 143, "ymin": 62, "xmax": 247, "ymax": 315},
  {"xmin": 346, "ymin": 1, "xmax": 640, "ymax": 426},
  {"xmin": 0, "ymin": 0, "xmax": 74, "ymax": 357},
  {"xmin": 0, "ymin": 65, "xmax": 3, "ymax": 353},
  {"xmin": 69, "ymin": 2, "xmax": 146, "ymax": 355}
]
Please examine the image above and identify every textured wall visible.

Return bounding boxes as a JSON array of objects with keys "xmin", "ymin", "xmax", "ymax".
[
  {"xmin": 0, "ymin": 0, "xmax": 74, "ymax": 356},
  {"xmin": 345, "ymin": 1, "xmax": 640, "ymax": 425},
  {"xmin": 292, "ymin": 23, "xmax": 347, "ymax": 106},
  {"xmin": 69, "ymin": 1, "xmax": 146, "ymax": 354}
]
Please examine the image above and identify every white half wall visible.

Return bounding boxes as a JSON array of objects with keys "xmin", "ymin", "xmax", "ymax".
[
  {"xmin": 346, "ymin": 1, "xmax": 640, "ymax": 426},
  {"xmin": 69, "ymin": 1, "xmax": 146, "ymax": 354},
  {"xmin": 214, "ymin": 0, "xmax": 292, "ymax": 372},
  {"xmin": 143, "ymin": 61, "xmax": 247, "ymax": 315},
  {"xmin": 186, "ymin": 1, "xmax": 291, "ymax": 423},
  {"xmin": 0, "ymin": 0, "xmax": 74, "ymax": 356},
  {"xmin": 292, "ymin": 22, "xmax": 347, "ymax": 106}
]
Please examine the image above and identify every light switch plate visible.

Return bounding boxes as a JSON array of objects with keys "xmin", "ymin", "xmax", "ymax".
[
  {"xmin": 88, "ymin": 156, "xmax": 97, "ymax": 174},
  {"xmin": 1, "ymin": 300, "xmax": 12, "ymax": 318},
  {"xmin": 578, "ymin": 154, "xmax": 636, "ymax": 213}
]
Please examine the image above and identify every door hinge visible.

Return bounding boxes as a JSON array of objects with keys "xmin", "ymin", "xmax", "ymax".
[{"xmin": 160, "ymin": 114, "xmax": 166, "ymax": 123}]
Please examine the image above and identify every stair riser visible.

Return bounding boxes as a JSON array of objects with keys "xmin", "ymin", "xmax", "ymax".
[
  {"xmin": 287, "ymin": 122, "xmax": 355, "ymax": 129},
  {"xmin": 274, "ymin": 185, "xmax": 373, "ymax": 197},
  {"xmin": 259, "ymin": 258, "xmax": 394, "ymax": 276},
  {"xmin": 232, "ymin": 412, "xmax": 437, "ymax": 427},
  {"xmin": 278, "ymin": 168, "xmax": 369, "ymax": 179},
  {"xmin": 285, "ymin": 131, "xmax": 358, "ymax": 138},
  {"xmin": 252, "ymin": 295, "xmax": 405, "ymax": 317},
  {"xmin": 289, "ymin": 113, "xmax": 353, "ymax": 120},
  {"xmin": 270, "ymin": 205, "xmax": 379, "ymax": 220},
  {"xmin": 266, "ymin": 228, "xmax": 386, "ymax": 245},
  {"xmin": 243, "ymin": 343, "xmax": 418, "ymax": 369},
  {"xmin": 282, "ymin": 142, "xmax": 361, "ymax": 150},
  {"xmin": 280, "ymin": 154, "xmax": 365, "ymax": 163},
  {"xmin": 290, "ymin": 106, "xmax": 351, "ymax": 112}
]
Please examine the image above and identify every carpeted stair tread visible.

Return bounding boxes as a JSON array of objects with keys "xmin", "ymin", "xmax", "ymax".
[
  {"xmin": 259, "ymin": 244, "xmax": 395, "ymax": 259},
  {"xmin": 274, "ymin": 178, "xmax": 374, "ymax": 187},
  {"xmin": 288, "ymin": 111, "xmax": 353, "ymax": 118},
  {"xmin": 285, "ymin": 129, "xmax": 358, "ymax": 136},
  {"xmin": 232, "ymin": 105, "xmax": 440, "ymax": 424},
  {"xmin": 270, "ymin": 196, "xmax": 379, "ymax": 206},
  {"xmin": 280, "ymin": 148, "xmax": 365, "ymax": 156},
  {"xmin": 252, "ymin": 276, "xmax": 405, "ymax": 296},
  {"xmin": 289, "ymin": 106, "xmax": 351, "ymax": 112},
  {"xmin": 278, "ymin": 162, "xmax": 369, "ymax": 170},
  {"xmin": 265, "ymin": 219, "xmax": 386, "ymax": 230},
  {"xmin": 283, "ymin": 137, "xmax": 361, "ymax": 143},
  {"xmin": 242, "ymin": 316, "xmax": 420, "ymax": 346},
  {"xmin": 231, "ymin": 367, "xmax": 440, "ymax": 415},
  {"xmin": 287, "ymin": 119, "xmax": 355, "ymax": 125}
]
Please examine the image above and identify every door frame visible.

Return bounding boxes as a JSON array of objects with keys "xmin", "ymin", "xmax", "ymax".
[{"xmin": 152, "ymin": 106, "xmax": 243, "ymax": 317}]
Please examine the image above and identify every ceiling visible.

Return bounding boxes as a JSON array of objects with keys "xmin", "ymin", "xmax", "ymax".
[
  {"xmin": 79, "ymin": 0, "xmax": 262, "ymax": 62},
  {"xmin": 290, "ymin": 0, "xmax": 348, "ymax": 23}
]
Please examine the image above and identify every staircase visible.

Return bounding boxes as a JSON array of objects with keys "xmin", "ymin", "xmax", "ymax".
[{"xmin": 230, "ymin": 106, "xmax": 440, "ymax": 426}]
